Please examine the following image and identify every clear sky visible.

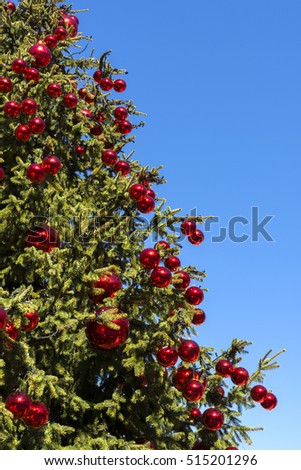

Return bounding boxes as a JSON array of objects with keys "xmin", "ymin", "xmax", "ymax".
[{"xmin": 70, "ymin": 0, "xmax": 301, "ymax": 450}]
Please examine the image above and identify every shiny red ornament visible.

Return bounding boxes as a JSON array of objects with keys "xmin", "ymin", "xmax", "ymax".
[
  {"xmin": 102, "ymin": 149, "xmax": 118, "ymax": 166},
  {"xmin": 46, "ymin": 83, "xmax": 63, "ymax": 98},
  {"xmin": 59, "ymin": 14, "xmax": 78, "ymax": 38},
  {"xmin": 192, "ymin": 441, "xmax": 210, "ymax": 450},
  {"xmin": 5, "ymin": 392, "xmax": 32, "ymax": 418},
  {"xmin": 231, "ymin": 367, "xmax": 249, "ymax": 386},
  {"xmin": 90, "ymin": 124, "xmax": 103, "ymax": 136},
  {"xmin": 114, "ymin": 106, "xmax": 128, "ymax": 120},
  {"xmin": 0, "ymin": 77, "xmax": 13, "ymax": 93},
  {"xmin": 188, "ymin": 229, "xmax": 205, "ymax": 246},
  {"xmin": 185, "ymin": 286, "xmax": 204, "ymax": 305},
  {"xmin": 94, "ymin": 111, "xmax": 104, "ymax": 122},
  {"xmin": 42, "ymin": 156, "xmax": 62, "ymax": 175},
  {"xmin": 183, "ymin": 380, "xmax": 205, "ymax": 402},
  {"xmin": 115, "ymin": 119, "xmax": 132, "ymax": 134},
  {"xmin": 28, "ymin": 117, "xmax": 45, "ymax": 135},
  {"xmin": 138, "ymin": 195, "xmax": 155, "ymax": 213},
  {"xmin": 172, "ymin": 271, "xmax": 190, "ymax": 290},
  {"xmin": 178, "ymin": 339, "xmax": 200, "ymax": 363},
  {"xmin": 23, "ymin": 402, "xmax": 49, "ymax": 428},
  {"xmin": 54, "ymin": 27, "xmax": 68, "ymax": 41},
  {"xmin": 75, "ymin": 145, "xmax": 85, "ymax": 156},
  {"xmin": 11, "ymin": 58, "xmax": 27, "ymax": 74},
  {"xmin": 86, "ymin": 311, "xmax": 129, "ymax": 350},
  {"xmin": 0, "ymin": 168, "xmax": 5, "ymax": 181},
  {"xmin": 181, "ymin": 220, "xmax": 197, "ymax": 236},
  {"xmin": 129, "ymin": 184, "xmax": 147, "ymax": 202},
  {"xmin": 44, "ymin": 35, "xmax": 58, "ymax": 49},
  {"xmin": 21, "ymin": 311, "xmax": 39, "ymax": 331},
  {"xmin": 81, "ymin": 108, "xmax": 93, "ymax": 119},
  {"xmin": 5, "ymin": 2, "xmax": 16, "ymax": 12},
  {"xmin": 114, "ymin": 160, "xmax": 131, "ymax": 176},
  {"xmin": 0, "ymin": 307, "xmax": 8, "ymax": 331},
  {"xmin": 190, "ymin": 408, "xmax": 202, "ymax": 421},
  {"xmin": 63, "ymin": 93, "xmax": 78, "ymax": 108},
  {"xmin": 140, "ymin": 248, "xmax": 161, "ymax": 269},
  {"xmin": 146, "ymin": 188, "xmax": 156, "ymax": 199},
  {"xmin": 261, "ymin": 392, "xmax": 277, "ymax": 410},
  {"xmin": 21, "ymin": 98, "xmax": 38, "ymax": 115},
  {"xmin": 29, "ymin": 42, "xmax": 52, "ymax": 68},
  {"xmin": 215, "ymin": 359, "xmax": 233, "ymax": 377},
  {"xmin": 113, "ymin": 79, "xmax": 127, "ymax": 92},
  {"xmin": 93, "ymin": 70, "xmax": 102, "ymax": 84},
  {"xmin": 164, "ymin": 256, "xmax": 181, "ymax": 272},
  {"xmin": 156, "ymin": 346, "xmax": 178, "ymax": 367},
  {"xmin": 172, "ymin": 367, "xmax": 194, "ymax": 390},
  {"xmin": 85, "ymin": 94, "xmax": 95, "ymax": 104},
  {"xmin": 78, "ymin": 87, "xmax": 88, "ymax": 98},
  {"xmin": 6, "ymin": 321, "xmax": 18, "ymax": 342},
  {"xmin": 192, "ymin": 309, "xmax": 206, "ymax": 325},
  {"xmin": 90, "ymin": 273, "xmax": 122, "ymax": 304},
  {"xmin": 26, "ymin": 163, "xmax": 45, "ymax": 183},
  {"xmin": 24, "ymin": 68, "xmax": 40, "ymax": 83},
  {"xmin": 250, "ymin": 385, "xmax": 267, "ymax": 403},
  {"xmin": 202, "ymin": 408, "xmax": 224, "ymax": 431},
  {"xmin": 100, "ymin": 77, "xmax": 114, "ymax": 91},
  {"xmin": 3, "ymin": 101, "xmax": 20, "ymax": 117},
  {"xmin": 15, "ymin": 125, "xmax": 31, "ymax": 142},
  {"xmin": 25, "ymin": 225, "xmax": 60, "ymax": 252},
  {"xmin": 155, "ymin": 240, "xmax": 170, "ymax": 251},
  {"xmin": 69, "ymin": 14, "xmax": 79, "ymax": 25},
  {"xmin": 151, "ymin": 267, "xmax": 172, "ymax": 288}
]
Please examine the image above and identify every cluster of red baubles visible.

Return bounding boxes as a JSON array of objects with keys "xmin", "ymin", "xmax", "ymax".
[
  {"xmin": 181, "ymin": 219, "xmax": 205, "ymax": 246},
  {"xmin": 0, "ymin": 306, "xmax": 39, "ymax": 349},
  {"xmin": 24, "ymin": 225, "xmax": 60, "ymax": 253},
  {"xmin": 26, "ymin": 156, "xmax": 62, "ymax": 183},
  {"xmin": 101, "ymin": 147, "xmax": 130, "ymax": 176},
  {"xmin": 139, "ymin": 244, "xmax": 204, "ymax": 304},
  {"xmin": 129, "ymin": 183, "xmax": 156, "ymax": 214},
  {"xmin": 5, "ymin": 391, "xmax": 49, "ymax": 429}
]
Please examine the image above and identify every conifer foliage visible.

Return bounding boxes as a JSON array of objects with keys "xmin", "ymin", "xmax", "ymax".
[{"xmin": 0, "ymin": 0, "xmax": 283, "ymax": 450}]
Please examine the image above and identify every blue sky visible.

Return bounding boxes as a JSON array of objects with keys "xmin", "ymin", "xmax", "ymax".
[{"xmin": 70, "ymin": 0, "xmax": 301, "ymax": 449}]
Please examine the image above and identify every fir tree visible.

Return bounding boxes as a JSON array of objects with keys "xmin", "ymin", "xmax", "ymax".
[{"xmin": 0, "ymin": 0, "xmax": 284, "ymax": 450}]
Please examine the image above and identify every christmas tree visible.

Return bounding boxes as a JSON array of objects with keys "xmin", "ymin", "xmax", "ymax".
[{"xmin": 0, "ymin": 0, "xmax": 284, "ymax": 450}]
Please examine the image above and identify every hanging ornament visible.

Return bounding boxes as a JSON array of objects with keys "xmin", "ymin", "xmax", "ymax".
[
  {"xmin": 115, "ymin": 119, "xmax": 132, "ymax": 134},
  {"xmin": 182, "ymin": 380, "xmax": 205, "ymax": 402},
  {"xmin": 63, "ymin": 93, "xmax": 78, "ymax": 108},
  {"xmin": 250, "ymin": 385, "xmax": 267, "ymax": 403},
  {"xmin": 24, "ymin": 68, "xmax": 40, "ymax": 83},
  {"xmin": 172, "ymin": 271, "xmax": 190, "ymax": 290},
  {"xmin": 100, "ymin": 77, "xmax": 114, "ymax": 91},
  {"xmin": 6, "ymin": 321, "xmax": 18, "ymax": 343},
  {"xmin": 155, "ymin": 240, "xmax": 170, "ymax": 251},
  {"xmin": 15, "ymin": 125, "xmax": 31, "ymax": 142},
  {"xmin": 192, "ymin": 309, "xmax": 206, "ymax": 325},
  {"xmin": 46, "ymin": 83, "xmax": 63, "ymax": 98},
  {"xmin": 202, "ymin": 408, "xmax": 224, "ymax": 431},
  {"xmin": 11, "ymin": 58, "xmax": 27, "ymax": 74},
  {"xmin": 137, "ymin": 195, "xmax": 155, "ymax": 213},
  {"xmin": 172, "ymin": 367, "xmax": 194, "ymax": 390},
  {"xmin": 260, "ymin": 392, "xmax": 277, "ymax": 410},
  {"xmin": 21, "ymin": 312, "xmax": 39, "ymax": 331},
  {"xmin": 25, "ymin": 225, "xmax": 60, "ymax": 252},
  {"xmin": 114, "ymin": 160, "xmax": 131, "ymax": 176},
  {"xmin": 4, "ymin": 101, "xmax": 21, "ymax": 117},
  {"xmin": 75, "ymin": 145, "xmax": 85, "ymax": 156},
  {"xmin": 151, "ymin": 267, "xmax": 172, "ymax": 288},
  {"xmin": 181, "ymin": 220, "xmax": 197, "ymax": 236},
  {"xmin": 0, "ymin": 77, "xmax": 13, "ymax": 93},
  {"xmin": 0, "ymin": 307, "xmax": 8, "ymax": 331},
  {"xmin": 59, "ymin": 13, "xmax": 78, "ymax": 38},
  {"xmin": 86, "ymin": 307, "xmax": 130, "ymax": 350},
  {"xmin": 21, "ymin": 98, "xmax": 38, "ymax": 115},
  {"xmin": 89, "ymin": 273, "xmax": 122, "ymax": 304},
  {"xmin": 113, "ymin": 79, "xmax": 127, "ymax": 92},
  {"xmin": 42, "ymin": 156, "xmax": 62, "ymax": 175},
  {"xmin": 54, "ymin": 27, "xmax": 68, "ymax": 41},
  {"xmin": 5, "ymin": 392, "xmax": 32, "ymax": 418},
  {"xmin": 156, "ymin": 346, "xmax": 178, "ymax": 367},
  {"xmin": 185, "ymin": 286, "xmax": 204, "ymax": 305},
  {"xmin": 5, "ymin": 2, "xmax": 16, "ymax": 12},
  {"xmin": 139, "ymin": 248, "xmax": 161, "ymax": 269},
  {"xmin": 230, "ymin": 367, "xmax": 249, "ymax": 386},
  {"xmin": 188, "ymin": 229, "xmax": 205, "ymax": 246},
  {"xmin": 102, "ymin": 149, "xmax": 118, "ymax": 166},
  {"xmin": 114, "ymin": 106, "xmax": 128, "ymax": 120},
  {"xmin": 28, "ymin": 117, "xmax": 45, "ymax": 135},
  {"xmin": 93, "ymin": 70, "xmax": 102, "ymax": 83},
  {"xmin": 23, "ymin": 402, "xmax": 49, "ymax": 428},
  {"xmin": 129, "ymin": 184, "xmax": 147, "ymax": 202},
  {"xmin": 29, "ymin": 42, "xmax": 52, "ymax": 68},
  {"xmin": 178, "ymin": 339, "xmax": 200, "ymax": 363},
  {"xmin": 0, "ymin": 168, "xmax": 5, "ymax": 181},
  {"xmin": 215, "ymin": 359, "xmax": 233, "ymax": 378},
  {"xmin": 190, "ymin": 408, "xmax": 202, "ymax": 421},
  {"xmin": 164, "ymin": 256, "xmax": 181, "ymax": 272},
  {"xmin": 26, "ymin": 163, "xmax": 45, "ymax": 183},
  {"xmin": 44, "ymin": 35, "xmax": 58, "ymax": 49}
]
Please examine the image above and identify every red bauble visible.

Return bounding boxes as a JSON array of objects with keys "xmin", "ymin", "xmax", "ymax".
[
  {"xmin": 24, "ymin": 68, "xmax": 40, "ymax": 83},
  {"xmin": 129, "ymin": 184, "xmax": 147, "ymax": 202},
  {"xmin": 190, "ymin": 408, "xmax": 202, "ymax": 421},
  {"xmin": 192, "ymin": 441, "xmax": 210, "ymax": 450},
  {"xmin": 11, "ymin": 58, "xmax": 27, "ymax": 74},
  {"xmin": 44, "ymin": 35, "xmax": 58, "ymax": 49},
  {"xmin": 164, "ymin": 256, "xmax": 181, "ymax": 272},
  {"xmin": 183, "ymin": 380, "xmax": 205, "ymax": 402},
  {"xmin": 26, "ymin": 163, "xmax": 45, "ymax": 183},
  {"xmin": 85, "ymin": 93, "xmax": 95, "ymax": 104},
  {"xmin": 115, "ymin": 119, "xmax": 132, "ymax": 134},
  {"xmin": 5, "ymin": 392, "xmax": 32, "ymax": 418},
  {"xmin": 94, "ymin": 111, "xmax": 104, "ymax": 122},
  {"xmin": 151, "ymin": 267, "xmax": 172, "ymax": 288},
  {"xmin": 28, "ymin": 117, "xmax": 45, "ymax": 135},
  {"xmin": 21, "ymin": 311, "xmax": 39, "ymax": 331},
  {"xmin": 5, "ymin": 2, "xmax": 16, "ymax": 12},
  {"xmin": 185, "ymin": 286, "xmax": 204, "ymax": 305},
  {"xmin": 188, "ymin": 229, "xmax": 205, "ymax": 246},
  {"xmin": 25, "ymin": 225, "xmax": 60, "ymax": 252},
  {"xmin": 102, "ymin": 149, "xmax": 118, "ymax": 166},
  {"xmin": 178, "ymin": 339, "xmax": 200, "ymax": 363},
  {"xmin": 63, "ymin": 93, "xmax": 78, "ymax": 108},
  {"xmin": 6, "ymin": 321, "xmax": 18, "ymax": 342},
  {"xmin": 46, "ymin": 83, "xmax": 63, "ymax": 98},
  {"xmin": 113, "ymin": 79, "xmax": 127, "ymax": 92},
  {"xmin": 90, "ymin": 273, "xmax": 122, "ymax": 304},
  {"xmin": 155, "ymin": 240, "xmax": 170, "ymax": 251},
  {"xmin": 114, "ymin": 106, "xmax": 128, "ymax": 120},
  {"xmin": 69, "ymin": 14, "xmax": 79, "ymax": 25},
  {"xmin": 93, "ymin": 70, "xmax": 102, "ymax": 84},
  {"xmin": 114, "ymin": 160, "xmax": 131, "ymax": 176},
  {"xmin": 54, "ymin": 27, "xmax": 68, "ymax": 41},
  {"xmin": 90, "ymin": 124, "xmax": 103, "ymax": 136},
  {"xmin": 3, "ymin": 101, "xmax": 20, "ymax": 117},
  {"xmin": 29, "ymin": 42, "xmax": 52, "ymax": 68},
  {"xmin": 138, "ymin": 195, "xmax": 155, "ymax": 214},
  {"xmin": 0, "ymin": 307, "xmax": 8, "ymax": 331},
  {"xmin": 156, "ymin": 346, "xmax": 178, "ymax": 367},
  {"xmin": 42, "ymin": 156, "xmax": 62, "ymax": 175},
  {"xmin": 59, "ymin": 14, "xmax": 78, "ymax": 38},
  {"xmin": 75, "ymin": 145, "xmax": 85, "ymax": 156},
  {"xmin": 81, "ymin": 108, "xmax": 93, "ymax": 119},
  {"xmin": 23, "ymin": 402, "xmax": 49, "ymax": 428},
  {"xmin": 78, "ymin": 87, "xmax": 88, "ymax": 98},
  {"xmin": 86, "ymin": 312, "xmax": 129, "ymax": 350},
  {"xmin": 172, "ymin": 367, "xmax": 194, "ymax": 390},
  {"xmin": 250, "ymin": 385, "xmax": 267, "ymax": 403},
  {"xmin": 172, "ymin": 271, "xmax": 191, "ymax": 290},
  {"xmin": 15, "ymin": 125, "xmax": 31, "ymax": 142},
  {"xmin": 146, "ymin": 188, "xmax": 156, "ymax": 199},
  {"xmin": 21, "ymin": 98, "xmax": 38, "ymax": 115},
  {"xmin": 0, "ymin": 168, "xmax": 5, "ymax": 181},
  {"xmin": 202, "ymin": 408, "xmax": 224, "ymax": 431},
  {"xmin": 181, "ymin": 220, "xmax": 197, "ymax": 236},
  {"xmin": 192, "ymin": 309, "xmax": 206, "ymax": 325},
  {"xmin": 231, "ymin": 367, "xmax": 249, "ymax": 386},
  {"xmin": 139, "ymin": 248, "xmax": 161, "ymax": 269},
  {"xmin": 100, "ymin": 77, "xmax": 114, "ymax": 91},
  {"xmin": 215, "ymin": 359, "xmax": 233, "ymax": 377},
  {"xmin": 261, "ymin": 392, "xmax": 277, "ymax": 410},
  {"xmin": 0, "ymin": 77, "xmax": 13, "ymax": 93}
]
